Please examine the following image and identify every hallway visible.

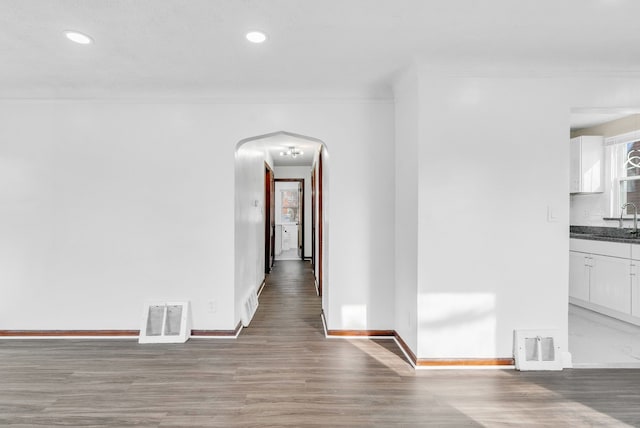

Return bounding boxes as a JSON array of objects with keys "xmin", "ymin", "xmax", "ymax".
[{"xmin": 2, "ymin": 261, "xmax": 640, "ymax": 426}]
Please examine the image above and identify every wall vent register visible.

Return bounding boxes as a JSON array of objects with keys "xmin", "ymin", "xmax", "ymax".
[
  {"xmin": 139, "ymin": 301, "xmax": 191, "ymax": 344},
  {"xmin": 514, "ymin": 329, "xmax": 563, "ymax": 371}
]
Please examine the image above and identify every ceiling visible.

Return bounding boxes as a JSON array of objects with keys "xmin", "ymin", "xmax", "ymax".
[
  {"xmin": 252, "ymin": 133, "xmax": 321, "ymax": 167},
  {"xmin": 4, "ymin": 1, "xmax": 640, "ymax": 100},
  {"xmin": 570, "ymin": 111, "xmax": 640, "ymax": 131}
]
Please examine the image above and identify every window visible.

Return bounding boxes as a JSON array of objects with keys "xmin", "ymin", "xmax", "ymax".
[
  {"xmin": 611, "ymin": 136, "xmax": 640, "ymax": 215},
  {"xmin": 280, "ymin": 189, "xmax": 299, "ymax": 223}
]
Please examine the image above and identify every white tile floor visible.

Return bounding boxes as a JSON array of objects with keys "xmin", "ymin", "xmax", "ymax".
[
  {"xmin": 275, "ymin": 248, "xmax": 300, "ymax": 261},
  {"xmin": 569, "ymin": 304, "xmax": 640, "ymax": 368}
]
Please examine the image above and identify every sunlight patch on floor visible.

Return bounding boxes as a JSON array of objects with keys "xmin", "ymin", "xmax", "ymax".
[
  {"xmin": 442, "ymin": 371, "xmax": 633, "ymax": 427},
  {"xmin": 347, "ymin": 338, "xmax": 413, "ymax": 376}
]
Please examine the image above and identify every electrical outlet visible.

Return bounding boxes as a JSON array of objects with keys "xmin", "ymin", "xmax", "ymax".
[{"xmin": 207, "ymin": 300, "xmax": 216, "ymax": 314}]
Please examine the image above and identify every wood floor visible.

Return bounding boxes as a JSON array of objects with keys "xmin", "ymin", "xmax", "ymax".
[{"xmin": 2, "ymin": 261, "xmax": 640, "ymax": 427}]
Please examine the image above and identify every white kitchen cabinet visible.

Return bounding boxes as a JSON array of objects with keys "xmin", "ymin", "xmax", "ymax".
[
  {"xmin": 631, "ymin": 263, "xmax": 640, "ymax": 317},
  {"xmin": 569, "ymin": 251, "xmax": 590, "ymax": 301},
  {"xmin": 589, "ymin": 254, "xmax": 632, "ymax": 314},
  {"xmin": 630, "ymin": 244, "xmax": 640, "ymax": 317},
  {"xmin": 570, "ymin": 136, "xmax": 604, "ymax": 193},
  {"xmin": 570, "ymin": 238, "xmax": 636, "ymax": 321}
]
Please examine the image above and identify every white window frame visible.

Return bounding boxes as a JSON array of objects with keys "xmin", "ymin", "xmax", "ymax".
[{"xmin": 607, "ymin": 130, "xmax": 640, "ymax": 217}]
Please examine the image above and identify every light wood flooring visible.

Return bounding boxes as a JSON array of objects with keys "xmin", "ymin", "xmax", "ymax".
[{"xmin": 2, "ymin": 261, "xmax": 640, "ymax": 426}]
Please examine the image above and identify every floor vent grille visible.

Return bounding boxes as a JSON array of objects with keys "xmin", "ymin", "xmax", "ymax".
[
  {"xmin": 139, "ymin": 301, "xmax": 190, "ymax": 344},
  {"xmin": 241, "ymin": 291, "xmax": 259, "ymax": 327},
  {"xmin": 514, "ymin": 329, "xmax": 562, "ymax": 371}
]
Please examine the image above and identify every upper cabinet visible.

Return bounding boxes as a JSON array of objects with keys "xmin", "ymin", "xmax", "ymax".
[{"xmin": 570, "ymin": 136, "xmax": 604, "ymax": 194}]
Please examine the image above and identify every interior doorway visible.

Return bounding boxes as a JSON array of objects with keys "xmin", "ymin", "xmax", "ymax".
[
  {"xmin": 568, "ymin": 109, "xmax": 640, "ymax": 368},
  {"xmin": 274, "ymin": 179, "xmax": 304, "ymax": 261},
  {"xmin": 234, "ymin": 130, "xmax": 328, "ymax": 327}
]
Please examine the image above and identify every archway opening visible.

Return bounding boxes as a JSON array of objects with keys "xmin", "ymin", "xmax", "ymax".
[{"xmin": 234, "ymin": 131, "xmax": 329, "ymax": 329}]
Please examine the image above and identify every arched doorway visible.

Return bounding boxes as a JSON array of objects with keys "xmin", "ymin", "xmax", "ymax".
[{"xmin": 234, "ymin": 131, "xmax": 328, "ymax": 328}]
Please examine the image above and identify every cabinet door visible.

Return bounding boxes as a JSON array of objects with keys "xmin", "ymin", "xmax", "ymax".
[
  {"xmin": 569, "ymin": 251, "xmax": 590, "ymax": 301},
  {"xmin": 569, "ymin": 136, "xmax": 603, "ymax": 193},
  {"xmin": 632, "ymin": 263, "xmax": 640, "ymax": 317},
  {"xmin": 581, "ymin": 137, "xmax": 604, "ymax": 193},
  {"xmin": 569, "ymin": 137, "xmax": 581, "ymax": 193},
  {"xmin": 590, "ymin": 254, "xmax": 631, "ymax": 314}
]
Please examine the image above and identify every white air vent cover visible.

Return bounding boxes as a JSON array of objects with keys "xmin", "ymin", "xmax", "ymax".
[
  {"xmin": 241, "ymin": 290, "xmax": 259, "ymax": 327},
  {"xmin": 514, "ymin": 329, "xmax": 562, "ymax": 371},
  {"xmin": 139, "ymin": 301, "xmax": 191, "ymax": 344}
]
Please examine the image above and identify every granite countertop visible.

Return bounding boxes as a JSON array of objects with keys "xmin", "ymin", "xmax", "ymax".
[{"xmin": 570, "ymin": 225, "xmax": 640, "ymax": 244}]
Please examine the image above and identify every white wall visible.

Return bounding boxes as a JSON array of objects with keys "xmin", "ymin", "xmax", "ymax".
[
  {"xmin": 0, "ymin": 102, "xmax": 236, "ymax": 330},
  {"xmin": 0, "ymin": 100, "xmax": 395, "ymax": 333},
  {"xmin": 234, "ymin": 141, "xmax": 269, "ymax": 324},
  {"xmin": 393, "ymin": 70, "xmax": 419, "ymax": 352},
  {"xmin": 274, "ymin": 166, "xmax": 312, "ymax": 258},
  {"xmin": 320, "ymin": 146, "xmax": 331, "ymax": 321},
  {"xmin": 415, "ymin": 76, "xmax": 570, "ymax": 360},
  {"xmin": 400, "ymin": 72, "xmax": 640, "ymax": 361}
]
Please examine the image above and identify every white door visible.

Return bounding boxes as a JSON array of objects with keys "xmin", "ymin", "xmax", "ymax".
[{"xmin": 590, "ymin": 254, "xmax": 631, "ymax": 314}]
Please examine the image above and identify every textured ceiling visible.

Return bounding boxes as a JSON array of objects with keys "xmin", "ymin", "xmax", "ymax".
[{"xmin": 2, "ymin": 0, "xmax": 640, "ymax": 100}]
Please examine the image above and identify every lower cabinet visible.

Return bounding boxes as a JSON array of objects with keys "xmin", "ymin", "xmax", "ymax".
[
  {"xmin": 569, "ymin": 251, "xmax": 590, "ymax": 301},
  {"xmin": 632, "ymin": 263, "xmax": 640, "ymax": 318},
  {"xmin": 570, "ymin": 239, "xmax": 637, "ymax": 324},
  {"xmin": 589, "ymin": 254, "xmax": 631, "ymax": 314}
]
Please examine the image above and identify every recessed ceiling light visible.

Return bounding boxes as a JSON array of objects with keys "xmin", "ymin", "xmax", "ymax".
[
  {"xmin": 246, "ymin": 31, "xmax": 267, "ymax": 44},
  {"xmin": 64, "ymin": 30, "xmax": 93, "ymax": 45}
]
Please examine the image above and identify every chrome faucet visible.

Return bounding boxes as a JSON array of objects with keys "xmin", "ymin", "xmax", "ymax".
[{"xmin": 620, "ymin": 202, "xmax": 639, "ymax": 234}]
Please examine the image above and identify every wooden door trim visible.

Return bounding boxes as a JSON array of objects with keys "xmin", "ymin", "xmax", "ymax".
[
  {"xmin": 311, "ymin": 167, "xmax": 316, "ymax": 271},
  {"xmin": 264, "ymin": 163, "xmax": 275, "ymax": 273},
  {"xmin": 318, "ymin": 148, "xmax": 323, "ymax": 297}
]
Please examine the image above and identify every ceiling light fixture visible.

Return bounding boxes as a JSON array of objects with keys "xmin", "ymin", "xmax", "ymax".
[
  {"xmin": 279, "ymin": 146, "xmax": 304, "ymax": 158},
  {"xmin": 64, "ymin": 30, "xmax": 93, "ymax": 45},
  {"xmin": 246, "ymin": 31, "xmax": 267, "ymax": 44}
]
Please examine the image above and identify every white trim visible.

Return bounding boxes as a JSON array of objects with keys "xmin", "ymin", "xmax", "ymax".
[
  {"xmin": 0, "ymin": 336, "xmax": 138, "ymax": 340},
  {"xmin": 570, "ymin": 297, "xmax": 640, "ymax": 327},
  {"xmin": 618, "ymin": 176, "xmax": 640, "ymax": 182},
  {"xmin": 413, "ymin": 365, "xmax": 515, "ymax": 371},
  {"xmin": 189, "ymin": 328, "xmax": 242, "ymax": 340},
  {"xmin": 605, "ymin": 130, "xmax": 640, "ymax": 146},
  {"xmin": 0, "ymin": 96, "xmax": 394, "ymax": 105},
  {"xmin": 573, "ymin": 362, "xmax": 640, "ymax": 369},
  {"xmin": 392, "ymin": 337, "xmax": 416, "ymax": 369}
]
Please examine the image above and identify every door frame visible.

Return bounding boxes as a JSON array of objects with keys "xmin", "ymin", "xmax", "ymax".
[
  {"xmin": 274, "ymin": 178, "xmax": 305, "ymax": 260},
  {"xmin": 311, "ymin": 148, "xmax": 324, "ymax": 296},
  {"xmin": 317, "ymin": 149, "xmax": 324, "ymax": 297},
  {"xmin": 311, "ymin": 168, "xmax": 316, "ymax": 270},
  {"xmin": 264, "ymin": 163, "xmax": 275, "ymax": 273}
]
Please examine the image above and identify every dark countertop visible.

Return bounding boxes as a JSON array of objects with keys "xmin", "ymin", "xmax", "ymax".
[{"xmin": 570, "ymin": 225, "xmax": 640, "ymax": 244}]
